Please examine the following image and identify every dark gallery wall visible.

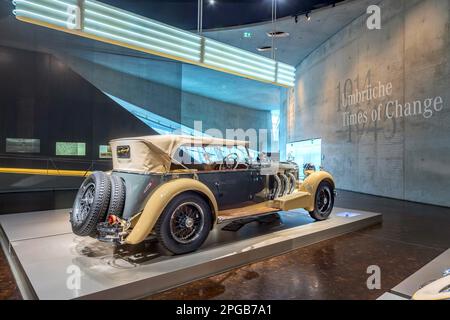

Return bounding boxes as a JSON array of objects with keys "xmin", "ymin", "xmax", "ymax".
[
  {"xmin": 0, "ymin": 45, "xmax": 156, "ymax": 171},
  {"xmin": 0, "ymin": 1, "xmax": 275, "ymax": 213}
]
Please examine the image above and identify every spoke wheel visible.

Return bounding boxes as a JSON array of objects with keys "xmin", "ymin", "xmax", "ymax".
[
  {"xmin": 309, "ymin": 181, "xmax": 334, "ymax": 221},
  {"xmin": 317, "ymin": 187, "xmax": 332, "ymax": 215},
  {"xmin": 155, "ymin": 192, "xmax": 212, "ymax": 255},
  {"xmin": 70, "ymin": 171, "xmax": 111, "ymax": 237},
  {"xmin": 73, "ymin": 182, "xmax": 96, "ymax": 226},
  {"xmin": 170, "ymin": 202, "xmax": 205, "ymax": 244}
]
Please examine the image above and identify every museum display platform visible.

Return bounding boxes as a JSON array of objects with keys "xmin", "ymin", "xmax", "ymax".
[
  {"xmin": 378, "ymin": 249, "xmax": 450, "ymax": 300},
  {"xmin": 0, "ymin": 207, "xmax": 382, "ymax": 300}
]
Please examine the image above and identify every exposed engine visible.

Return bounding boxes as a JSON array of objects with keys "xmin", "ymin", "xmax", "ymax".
[{"xmin": 268, "ymin": 161, "xmax": 299, "ymax": 200}]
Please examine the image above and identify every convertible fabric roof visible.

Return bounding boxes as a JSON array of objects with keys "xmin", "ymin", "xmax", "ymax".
[{"xmin": 110, "ymin": 135, "xmax": 248, "ymax": 173}]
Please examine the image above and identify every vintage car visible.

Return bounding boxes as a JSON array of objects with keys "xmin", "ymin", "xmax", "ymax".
[{"xmin": 70, "ymin": 135, "xmax": 335, "ymax": 254}]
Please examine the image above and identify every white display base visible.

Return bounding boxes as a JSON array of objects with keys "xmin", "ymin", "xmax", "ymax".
[
  {"xmin": 0, "ymin": 208, "xmax": 382, "ymax": 300},
  {"xmin": 378, "ymin": 249, "xmax": 450, "ymax": 300}
]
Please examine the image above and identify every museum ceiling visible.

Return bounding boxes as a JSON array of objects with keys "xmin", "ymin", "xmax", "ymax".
[
  {"xmin": 0, "ymin": 0, "xmax": 373, "ymax": 110},
  {"xmin": 101, "ymin": 0, "xmax": 348, "ymax": 30}
]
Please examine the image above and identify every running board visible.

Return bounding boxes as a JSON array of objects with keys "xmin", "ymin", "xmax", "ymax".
[
  {"xmin": 217, "ymin": 202, "xmax": 280, "ymax": 224},
  {"xmin": 217, "ymin": 191, "xmax": 313, "ymax": 224}
]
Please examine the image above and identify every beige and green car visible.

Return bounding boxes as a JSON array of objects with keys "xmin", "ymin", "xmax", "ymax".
[{"xmin": 70, "ymin": 135, "xmax": 335, "ymax": 255}]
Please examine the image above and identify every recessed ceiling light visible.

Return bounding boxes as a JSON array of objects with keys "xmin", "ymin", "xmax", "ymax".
[
  {"xmin": 257, "ymin": 46, "xmax": 273, "ymax": 52},
  {"xmin": 267, "ymin": 31, "xmax": 290, "ymax": 38}
]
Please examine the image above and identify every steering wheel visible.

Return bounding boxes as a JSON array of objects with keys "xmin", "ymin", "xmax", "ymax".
[{"xmin": 220, "ymin": 153, "xmax": 240, "ymax": 170}]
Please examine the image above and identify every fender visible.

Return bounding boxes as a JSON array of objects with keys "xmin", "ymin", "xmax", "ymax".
[
  {"xmin": 298, "ymin": 171, "xmax": 335, "ymax": 211},
  {"xmin": 125, "ymin": 178, "xmax": 219, "ymax": 245}
]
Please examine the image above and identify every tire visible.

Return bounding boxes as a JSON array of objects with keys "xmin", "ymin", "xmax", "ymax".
[
  {"xmin": 70, "ymin": 171, "xmax": 111, "ymax": 237},
  {"xmin": 107, "ymin": 175, "xmax": 126, "ymax": 218},
  {"xmin": 155, "ymin": 192, "xmax": 212, "ymax": 255},
  {"xmin": 309, "ymin": 181, "xmax": 334, "ymax": 221}
]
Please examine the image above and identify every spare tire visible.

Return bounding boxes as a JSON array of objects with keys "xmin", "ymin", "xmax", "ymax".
[
  {"xmin": 107, "ymin": 175, "xmax": 126, "ymax": 217},
  {"xmin": 70, "ymin": 171, "xmax": 111, "ymax": 237}
]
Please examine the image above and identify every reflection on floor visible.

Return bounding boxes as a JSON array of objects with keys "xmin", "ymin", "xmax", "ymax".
[
  {"xmin": 1, "ymin": 206, "xmax": 378, "ymax": 299},
  {"xmin": 0, "ymin": 190, "xmax": 449, "ymax": 300},
  {"xmin": 147, "ymin": 190, "xmax": 450, "ymax": 300}
]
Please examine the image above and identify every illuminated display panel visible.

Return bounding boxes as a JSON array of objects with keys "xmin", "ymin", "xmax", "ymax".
[
  {"xmin": 99, "ymin": 145, "xmax": 112, "ymax": 159},
  {"xmin": 6, "ymin": 138, "xmax": 40, "ymax": 153},
  {"xmin": 56, "ymin": 142, "xmax": 86, "ymax": 156}
]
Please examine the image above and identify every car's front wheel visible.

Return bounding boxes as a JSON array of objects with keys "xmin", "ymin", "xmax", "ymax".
[
  {"xmin": 309, "ymin": 181, "xmax": 334, "ymax": 221},
  {"xmin": 155, "ymin": 192, "xmax": 213, "ymax": 255}
]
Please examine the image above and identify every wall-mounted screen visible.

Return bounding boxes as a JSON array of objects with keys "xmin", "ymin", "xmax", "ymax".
[
  {"xmin": 6, "ymin": 138, "xmax": 40, "ymax": 153},
  {"xmin": 56, "ymin": 142, "xmax": 86, "ymax": 156},
  {"xmin": 99, "ymin": 145, "xmax": 112, "ymax": 159}
]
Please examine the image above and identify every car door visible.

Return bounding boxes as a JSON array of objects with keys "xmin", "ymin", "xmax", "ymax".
[{"xmin": 199, "ymin": 169, "xmax": 253, "ymax": 209}]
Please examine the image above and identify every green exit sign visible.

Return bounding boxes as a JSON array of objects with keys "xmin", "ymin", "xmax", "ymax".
[{"xmin": 243, "ymin": 32, "xmax": 252, "ymax": 38}]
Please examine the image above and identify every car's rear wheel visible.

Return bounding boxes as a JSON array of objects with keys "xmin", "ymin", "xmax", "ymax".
[
  {"xmin": 155, "ymin": 192, "xmax": 212, "ymax": 255},
  {"xmin": 71, "ymin": 171, "xmax": 111, "ymax": 237},
  {"xmin": 309, "ymin": 181, "xmax": 334, "ymax": 221}
]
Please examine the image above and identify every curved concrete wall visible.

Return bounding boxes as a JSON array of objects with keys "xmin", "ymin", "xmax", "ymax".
[{"xmin": 286, "ymin": 0, "xmax": 450, "ymax": 206}]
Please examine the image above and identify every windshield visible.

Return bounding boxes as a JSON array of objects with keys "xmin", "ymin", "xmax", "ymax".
[{"xmin": 173, "ymin": 144, "xmax": 250, "ymax": 165}]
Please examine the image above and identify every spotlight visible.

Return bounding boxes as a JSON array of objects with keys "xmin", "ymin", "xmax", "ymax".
[
  {"xmin": 208, "ymin": 0, "xmax": 216, "ymax": 5},
  {"xmin": 306, "ymin": 12, "xmax": 311, "ymax": 21}
]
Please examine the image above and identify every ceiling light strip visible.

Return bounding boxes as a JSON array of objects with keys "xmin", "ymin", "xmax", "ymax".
[
  {"xmin": 14, "ymin": 0, "xmax": 70, "ymax": 16},
  {"xmin": 85, "ymin": 0, "xmax": 200, "ymax": 42},
  {"xmin": 278, "ymin": 65, "xmax": 295, "ymax": 73},
  {"xmin": 204, "ymin": 55, "xmax": 275, "ymax": 78},
  {"xmin": 84, "ymin": 27, "xmax": 201, "ymax": 62},
  {"xmin": 15, "ymin": 0, "xmax": 78, "ymax": 10},
  {"xmin": 85, "ymin": 9, "xmax": 201, "ymax": 49},
  {"xmin": 204, "ymin": 46, "xmax": 276, "ymax": 71},
  {"xmin": 14, "ymin": 1, "xmax": 70, "ymax": 20},
  {"xmin": 277, "ymin": 74, "xmax": 295, "ymax": 83},
  {"xmin": 278, "ymin": 70, "xmax": 295, "ymax": 78},
  {"xmin": 277, "ymin": 74, "xmax": 295, "ymax": 81},
  {"xmin": 277, "ymin": 80, "xmax": 294, "ymax": 87},
  {"xmin": 84, "ymin": 19, "xmax": 199, "ymax": 56},
  {"xmin": 13, "ymin": 9, "xmax": 69, "ymax": 28},
  {"xmin": 277, "ymin": 78, "xmax": 295, "ymax": 87},
  {"xmin": 12, "ymin": 0, "xmax": 296, "ymax": 87},
  {"xmin": 278, "ymin": 64, "xmax": 296, "ymax": 73},
  {"xmin": 277, "ymin": 77, "xmax": 295, "ymax": 85},
  {"xmin": 205, "ymin": 60, "xmax": 275, "ymax": 82},
  {"xmin": 205, "ymin": 39, "xmax": 276, "ymax": 66}
]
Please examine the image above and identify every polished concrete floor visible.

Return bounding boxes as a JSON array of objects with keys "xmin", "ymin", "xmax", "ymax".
[{"xmin": 1, "ymin": 190, "xmax": 449, "ymax": 300}]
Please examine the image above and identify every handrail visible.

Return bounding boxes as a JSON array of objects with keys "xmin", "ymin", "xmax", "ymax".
[{"xmin": 0, "ymin": 155, "xmax": 112, "ymax": 177}]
